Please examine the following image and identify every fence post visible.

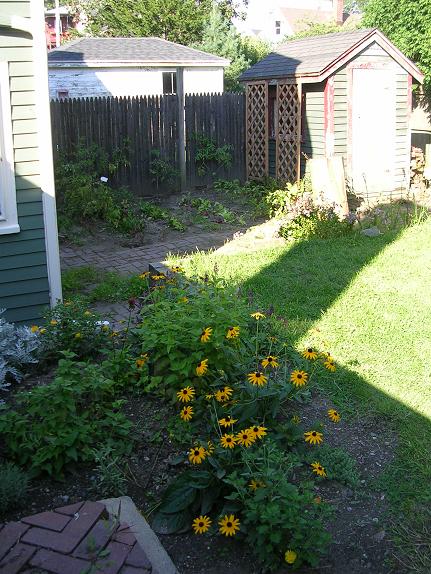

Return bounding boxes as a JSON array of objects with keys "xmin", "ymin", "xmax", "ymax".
[{"xmin": 176, "ymin": 67, "xmax": 186, "ymax": 191}]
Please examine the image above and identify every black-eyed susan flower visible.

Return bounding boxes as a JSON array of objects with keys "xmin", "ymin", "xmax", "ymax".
[
  {"xmin": 151, "ymin": 274, "xmax": 166, "ymax": 280},
  {"xmin": 328, "ymin": 408, "xmax": 341, "ymax": 422},
  {"xmin": 220, "ymin": 434, "xmax": 236, "ymax": 449},
  {"xmin": 304, "ymin": 430, "xmax": 323, "ymax": 445},
  {"xmin": 291, "ymin": 415, "xmax": 301, "ymax": 424},
  {"xmin": 290, "ymin": 370, "xmax": 308, "ymax": 387},
  {"xmin": 311, "ymin": 461, "xmax": 327, "ymax": 477},
  {"xmin": 285, "ymin": 550, "xmax": 297, "ymax": 564},
  {"xmin": 236, "ymin": 429, "xmax": 256, "ymax": 448},
  {"xmin": 226, "ymin": 326, "xmax": 240, "ymax": 339},
  {"xmin": 324, "ymin": 358, "xmax": 336, "ymax": 372},
  {"xmin": 74, "ymin": 332, "xmax": 82, "ymax": 339},
  {"xmin": 215, "ymin": 390, "xmax": 228, "ymax": 403},
  {"xmin": 223, "ymin": 386, "xmax": 233, "ymax": 399},
  {"xmin": 219, "ymin": 415, "xmax": 238, "ymax": 428},
  {"xmin": 261, "ymin": 355, "xmax": 279, "ymax": 369},
  {"xmin": 180, "ymin": 405, "xmax": 193, "ymax": 422},
  {"xmin": 249, "ymin": 479, "xmax": 265, "ymax": 491},
  {"xmin": 251, "ymin": 312, "xmax": 265, "ymax": 320},
  {"xmin": 205, "ymin": 393, "xmax": 214, "ymax": 401},
  {"xmin": 177, "ymin": 386, "xmax": 195, "ymax": 403},
  {"xmin": 39, "ymin": 328, "xmax": 46, "ymax": 334},
  {"xmin": 50, "ymin": 319, "xmax": 58, "ymax": 326},
  {"xmin": 139, "ymin": 271, "xmax": 150, "ymax": 279},
  {"xmin": 196, "ymin": 359, "xmax": 209, "ymax": 377},
  {"xmin": 136, "ymin": 353, "xmax": 149, "ymax": 369},
  {"xmin": 302, "ymin": 347, "xmax": 318, "ymax": 360},
  {"xmin": 206, "ymin": 441, "xmax": 215, "ymax": 456},
  {"xmin": 170, "ymin": 266, "xmax": 184, "ymax": 273},
  {"xmin": 188, "ymin": 446, "xmax": 206, "ymax": 464},
  {"xmin": 247, "ymin": 371, "xmax": 268, "ymax": 387},
  {"xmin": 219, "ymin": 514, "xmax": 240, "ymax": 537},
  {"xmin": 192, "ymin": 515, "xmax": 211, "ymax": 534},
  {"xmin": 30, "ymin": 325, "xmax": 39, "ymax": 333},
  {"xmin": 248, "ymin": 425, "xmax": 267, "ymax": 440},
  {"xmin": 200, "ymin": 327, "xmax": 212, "ymax": 343}
]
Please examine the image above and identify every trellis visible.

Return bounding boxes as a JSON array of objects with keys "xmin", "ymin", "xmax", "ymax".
[
  {"xmin": 246, "ymin": 82, "xmax": 268, "ymax": 180},
  {"xmin": 276, "ymin": 82, "xmax": 302, "ymax": 182}
]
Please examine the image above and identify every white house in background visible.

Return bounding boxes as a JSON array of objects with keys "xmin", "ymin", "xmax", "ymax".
[
  {"xmin": 47, "ymin": 37, "xmax": 230, "ymax": 99},
  {"xmin": 234, "ymin": 0, "xmax": 346, "ymax": 43}
]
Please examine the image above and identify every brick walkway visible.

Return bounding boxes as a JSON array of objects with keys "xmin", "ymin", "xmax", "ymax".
[{"xmin": 0, "ymin": 501, "xmax": 158, "ymax": 574}]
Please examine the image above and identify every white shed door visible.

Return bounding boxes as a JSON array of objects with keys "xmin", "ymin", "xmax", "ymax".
[{"xmin": 351, "ymin": 68, "xmax": 396, "ymax": 198}]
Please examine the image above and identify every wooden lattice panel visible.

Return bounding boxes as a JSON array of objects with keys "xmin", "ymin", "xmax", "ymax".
[
  {"xmin": 246, "ymin": 82, "xmax": 268, "ymax": 180},
  {"xmin": 276, "ymin": 83, "xmax": 302, "ymax": 182}
]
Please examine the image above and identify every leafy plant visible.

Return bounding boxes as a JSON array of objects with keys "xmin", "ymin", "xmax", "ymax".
[
  {"xmin": 0, "ymin": 356, "xmax": 133, "ymax": 477},
  {"xmin": 139, "ymin": 200, "xmax": 186, "ymax": 231},
  {"xmin": 180, "ymin": 195, "xmax": 242, "ymax": 224},
  {"xmin": 0, "ymin": 309, "xmax": 39, "ymax": 393},
  {"xmin": 0, "ymin": 462, "xmax": 30, "ymax": 514},
  {"xmin": 194, "ymin": 134, "xmax": 232, "ymax": 176},
  {"xmin": 92, "ymin": 444, "xmax": 129, "ymax": 497},
  {"xmin": 149, "ymin": 150, "xmax": 179, "ymax": 190},
  {"xmin": 306, "ymin": 444, "xmax": 360, "ymax": 487}
]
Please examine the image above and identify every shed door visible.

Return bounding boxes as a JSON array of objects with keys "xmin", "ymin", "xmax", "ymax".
[{"xmin": 351, "ymin": 68, "xmax": 396, "ymax": 198}]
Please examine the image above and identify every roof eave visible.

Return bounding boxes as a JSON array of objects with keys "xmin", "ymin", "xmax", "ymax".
[{"xmin": 48, "ymin": 60, "xmax": 230, "ymax": 68}]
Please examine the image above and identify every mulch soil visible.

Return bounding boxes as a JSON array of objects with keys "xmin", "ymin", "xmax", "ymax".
[{"xmin": 1, "ymin": 368, "xmax": 401, "ymax": 574}]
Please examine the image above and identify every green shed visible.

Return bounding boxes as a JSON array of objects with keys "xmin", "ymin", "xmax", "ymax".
[
  {"xmin": 0, "ymin": 0, "xmax": 61, "ymax": 323},
  {"xmin": 240, "ymin": 29, "xmax": 424, "ymax": 201}
]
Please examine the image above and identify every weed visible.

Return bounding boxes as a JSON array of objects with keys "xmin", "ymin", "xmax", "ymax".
[{"xmin": 0, "ymin": 462, "xmax": 29, "ymax": 514}]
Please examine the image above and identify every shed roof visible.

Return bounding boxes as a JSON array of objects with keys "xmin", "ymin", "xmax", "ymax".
[
  {"xmin": 240, "ymin": 28, "xmax": 424, "ymax": 83},
  {"xmin": 48, "ymin": 37, "xmax": 230, "ymax": 68}
]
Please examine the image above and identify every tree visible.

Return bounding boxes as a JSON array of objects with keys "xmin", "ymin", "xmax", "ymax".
[
  {"xmin": 284, "ymin": 18, "xmax": 359, "ymax": 42},
  {"xmin": 363, "ymin": 0, "xmax": 431, "ymax": 92},
  {"xmin": 195, "ymin": 7, "xmax": 270, "ymax": 91}
]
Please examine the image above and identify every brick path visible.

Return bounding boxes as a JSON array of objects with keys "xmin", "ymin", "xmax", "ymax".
[{"xmin": 0, "ymin": 501, "xmax": 156, "ymax": 574}]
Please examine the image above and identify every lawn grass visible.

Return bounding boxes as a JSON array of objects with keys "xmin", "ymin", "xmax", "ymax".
[
  {"xmin": 62, "ymin": 266, "xmax": 136, "ymax": 303},
  {"xmin": 172, "ymin": 220, "xmax": 431, "ymax": 539}
]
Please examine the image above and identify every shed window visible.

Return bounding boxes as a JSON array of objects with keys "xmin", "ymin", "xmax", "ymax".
[
  {"xmin": 57, "ymin": 89, "xmax": 69, "ymax": 100},
  {"xmin": 275, "ymin": 20, "xmax": 281, "ymax": 35},
  {"xmin": 162, "ymin": 72, "xmax": 177, "ymax": 95},
  {"xmin": 0, "ymin": 62, "xmax": 19, "ymax": 235}
]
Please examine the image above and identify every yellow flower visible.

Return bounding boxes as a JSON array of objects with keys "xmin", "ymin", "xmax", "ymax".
[
  {"xmin": 218, "ymin": 514, "xmax": 240, "ymax": 537},
  {"xmin": 30, "ymin": 325, "xmax": 39, "ymax": 333},
  {"xmin": 139, "ymin": 271, "xmax": 150, "ymax": 279},
  {"xmin": 50, "ymin": 320, "xmax": 58, "ymax": 326},
  {"xmin": 177, "ymin": 386, "xmax": 195, "ymax": 403},
  {"xmin": 74, "ymin": 332, "xmax": 82, "ymax": 339},
  {"xmin": 226, "ymin": 326, "xmax": 240, "ymax": 339},
  {"xmin": 324, "ymin": 358, "xmax": 336, "ymax": 372},
  {"xmin": 215, "ymin": 386, "xmax": 233, "ymax": 403},
  {"xmin": 102, "ymin": 325, "xmax": 110, "ymax": 332},
  {"xmin": 220, "ymin": 433, "xmax": 237, "ymax": 449},
  {"xmin": 196, "ymin": 359, "xmax": 208, "ymax": 377},
  {"xmin": 219, "ymin": 415, "xmax": 238, "ymax": 428},
  {"xmin": 247, "ymin": 371, "xmax": 268, "ymax": 387},
  {"xmin": 205, "ymin": 393, "xmax": 214, "ymax": 401},
  {"xmin": 290, "ymin": 370, "xmax": 308, "ymax": 387},
  {"xmin": 236, "ymin": 428, "xmax": 256, "ymax": 448},
  {"xmin": 178, "ymin": 296, "xmax": 189, "ymax": 303},
  {"xmin": 304, "ymin": 430, "xmax": 323, "ymax": 445},
  {"xmin": 84, "ymin": 311, "xmax": 92, "ymax": 317},
  {"xmin": 249, "ymin": 478, "xmax": 265, "ymax": 491},
  {"xmin": 136, "ymin": 354, "xmax": 149, "ymax": 369},
  {"xmin": 302, "ymin": 347, "xmax": 318, "ymax": 360},
  {"xmin": 200, "ymin": 327, "xmax": 212, "ymax": 343},
  {"xmin": 151, "ymin": 274, "xmax": 166, "ymax": 280},
  {"xmin": 188, "ymin": 446, "xmax": 206, "ymax": 464},
  {"xmin": 291, "ymin": 415, "xmax": 301, "ymax": 425},
  {"xmin": 250, "ymin": 312, "xmax": 265, "ymax": 320},
  {"xmin": 223, "ymin": 386, "xmax": 233, "ymax": 399},
  {"xmin": 261, "ymin": 355, "xmax": 279, "ymax": 369},
  {"xmin": 39, "ymin": 328, "xmax": 47, "ymax": 334},
  {"xmin": 180, "ymin": 405, "xmax": 193, "ymax": 422},
  {"xmin": 285, "ymin": 550, "xmax": 297, "ymax": 564},
  {"xmin": 328, "ymin": 408, "xmax": 341, "ymax": 422},
  {"xmin": 110, "ymin": 331, "xmax": 119, "ymax": 337},
  {"xmin": 311, "ymin": 461, "xmax": 327, "ymax": 477},
  {"xmin": 248, "ymin": 425, "xmax": 267, "ymax": 440},
  {"xmin": 192, "ymin": 515, "xmax": 211, "ymax": 534},
  {"xmin": 206, "ymin": 441, "xmax": 215, "ymax": 456},
  {"xmin": 170, "ymin": 266, "xmax": 184, "ymax": 273}
]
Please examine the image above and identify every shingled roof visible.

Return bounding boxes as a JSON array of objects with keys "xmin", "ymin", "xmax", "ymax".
[
  {"xmin": 48, "ymin": 37, "xmax": 230, "ymax": 67},
  {"xmin": 240, "ymin": 28, "xmax": 423, "ymax": 83}
]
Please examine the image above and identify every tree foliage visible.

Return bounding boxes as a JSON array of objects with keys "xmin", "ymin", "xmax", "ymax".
[
  {"xmin": 363, "ymin": 0, "xmax": 431, "ymax": 91},
  {"xmin": 283, "ymin": 18, "xmax": 359, "ymax": 42}
]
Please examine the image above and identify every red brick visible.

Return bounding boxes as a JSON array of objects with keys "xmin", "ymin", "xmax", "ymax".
[
  {"xmin": 0, "ymin": 522, "xmax": 30, "ymax": 561},
  {"xmin": 112, "ymin": 524, "xmax": 136, "ymax": 546},
  {"xmin": 0, "ymin": 543, "xmax": 36, "ymax": 574},
  {"xmin": 22, "ymin": 511, "xmax": 71, "ymax": 532},
  {"xmin": 125, "ymin": 544, "xmax": 152, "ymax": 569},
  {"xmin": 96, "ymin": 541, "xmax": 129, "ymax": 574},
  {"xmin": 30, "ymin": 548, "xmax": 89, "ymax": 574},
  {"xmin": 55, "ymin": 501, "xmax": 84, "ymax": 516},
  {"xmin": 22, "ymin": 501, "xmax": 106, "ymax": 553},
  {"xmin": 73, "ymin": 519, "xmax": 115, "ymax": 559}
]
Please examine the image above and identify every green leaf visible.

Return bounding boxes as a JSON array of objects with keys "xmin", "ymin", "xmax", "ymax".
[{"xmin": 152, "ymin": 508, "xmax": 192, "ymax": 535}]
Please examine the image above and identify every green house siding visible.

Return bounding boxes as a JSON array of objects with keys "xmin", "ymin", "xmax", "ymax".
[
  {"xmin": 0, "ymin": 1, "xmax": 50, "ymax": 324},
  {"xmin": 301, "ymin": 83, "xmax": 325, "ymax": 177},
  {"xmin": 333, "ymin": 42, "xmax": 410, "ymax": 195}
]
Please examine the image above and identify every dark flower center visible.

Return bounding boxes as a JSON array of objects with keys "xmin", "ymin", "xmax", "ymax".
[
  {"xmin": 242, "ymin": 434, "xmax": 248, "ymax": 439},
  {"xmin": 183, "ymin": 390, "xmax": 187, "ymax": 394},
  {"xmin": 318, "ymin": 467, "xmax": 323, "ymax": 471},
  {"xmin": 253, "ymin": 427, "xmax": 259, "ymax": 432},
  {"xmin": 256, "ymin": 373, "xmax": 261, "ymax": 377},
  {"xmin": 308, "ymin": 348, "xmax": 313, "ymax": 353},
  {"xmin": 312, "ymin": 432, "xmax": 317, "ymax": 436},
  {"xmin": 199, "ymin": 522, "xmax": 204, "ymax": 527},
  {"xmin": 227, "ymin": 437, "xmax": 232, "ymax": 442},
  {"xmin": 297, "ymin": 374, "xmax": 302, "ymax": 379},
  {"xmin": 194, "ymin": 449, "xmax": 199, "ymax": 455},
  {"xmin": 268, "ymin": 357, "xmax": 273, "ymax": 362},
  {"xmin": 227, "ymin": 522, "xmax": 232, "ymax": 528}
]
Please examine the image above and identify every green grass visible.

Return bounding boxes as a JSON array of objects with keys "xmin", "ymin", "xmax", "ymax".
[
  {"xmin": 172, "ymin": 220, "xmax": 431, "ymax": 515},
  {"xmin": 62, "ymin": 266, "xmax": 137, "ymax": 303}
]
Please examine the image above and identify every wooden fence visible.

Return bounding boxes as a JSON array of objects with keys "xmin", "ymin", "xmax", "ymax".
[{"xmin": 50, "ymin": 92, "xmax": 246, "ymax": 195}]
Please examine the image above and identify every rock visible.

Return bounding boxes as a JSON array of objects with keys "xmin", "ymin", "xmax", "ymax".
[
  {"xmin": 373, "ymin": 530, "xmax": 386, "ymax": 542},
  {"xmin": 60, "ymin": 495, "xmax": 70, "ymax": 504},
  {"xmin": 361, "ymin": 226, "xmax": 381, "ymax": 237}
]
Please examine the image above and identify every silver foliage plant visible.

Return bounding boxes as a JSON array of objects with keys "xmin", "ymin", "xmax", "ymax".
[{"xmin": 0, "ymin": 309, "xmax": 40, "ymax": 392}]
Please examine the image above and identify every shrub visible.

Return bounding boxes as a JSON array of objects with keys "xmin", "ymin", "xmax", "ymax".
[
  {"xmin": 194, "ymin": 134, "xmax": 232, "ymax": 176},
  {"xmin": 0, "ymin": 309, "xmax": 39, "ymax": 393},
  {"xmin": 92, "ymin": 444, "xmax": 128, "ymax": 497},
  {"xmin": 0, "ymin": 356, "xmax": 132, "ymax": 477},
  {"xmin": 0, "ymin": 461, "xmax": 30, "ymax": 514},
  {"xmin": 309, "ymin": 444, "xmax": 360, "ymax": 487}
]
